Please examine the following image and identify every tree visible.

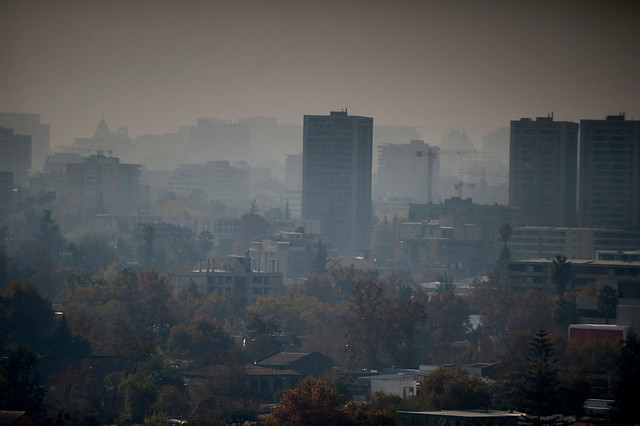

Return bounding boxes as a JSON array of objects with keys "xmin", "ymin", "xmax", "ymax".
[
  {"xmin": 597, "ymin": 285, "xmax": 618, "ymax": 324},
  {"xmin": 418, "ymin": 368, "xmax": 490, "ymax": 410},
  {"xmin": 434, "ymin": 274, "xmax": 456, "ymax": 294},
  {"xmin": 520, "ymin": 329, "xmax": 560, "ymax": 423},
  {"xmin": 312, "ymin": 239, "xmax": 328, "ymax": 276},
  {"xmin": 498, "ymin": 224, "xmax": 512, "ymax": 262},
  {"xmin": 0, "ymin": 347, "xmax": 45, "ymax": 419},
  {"xmin": 549, "ymin": 255, "xmax": 572, "ymax": 296},
  {"xmin": 342, "ymin": 281, "xmax": 391, "ymax": 370},
  {"xmin": 612, "ymin": 333, "xmax": 640, "ymax": 423},
  {"xmin": 265, "ymin": 379, "xmax": 344, "ymax": 426},
  {"xmin": 235, "ymin": 210, "xmax": 270, "ymax": 254},
  {"xmin": 142, "ymin": 224, "xmax": 155, "ymax": 271},
  {"xmin": 551, "ymin": 296, "xmax": 577, "ymax": 327},
  {"xmin": 197, "ymin": 230, "xmax": 213, "ymax": 259}
]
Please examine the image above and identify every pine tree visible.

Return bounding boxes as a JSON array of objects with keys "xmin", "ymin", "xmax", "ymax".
[{"xmin": 520, "ymin": 329, "xmax": 561, "ymax": 425}]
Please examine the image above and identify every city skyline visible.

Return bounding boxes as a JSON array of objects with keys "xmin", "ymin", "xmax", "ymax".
[{"xmin": 2, "ymin": 0, "xmax": 639, "ymax": 150}]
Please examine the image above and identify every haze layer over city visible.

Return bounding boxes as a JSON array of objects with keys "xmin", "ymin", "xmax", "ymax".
[{"xmin": 1, "ymin": 1, "xmax": 640, "ymax": 425}]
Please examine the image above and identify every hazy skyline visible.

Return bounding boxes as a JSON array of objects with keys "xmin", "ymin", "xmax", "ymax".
[{"xmin": 2, "ymin": 0, "xmax": 639, "ymax": 151}]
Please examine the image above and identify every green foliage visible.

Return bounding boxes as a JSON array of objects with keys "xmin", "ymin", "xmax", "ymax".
[
  {"xmin": 551, "ymin": 296, "xmax": 577, "ymax": 326},
  {"xmin": 0, "ymin": 280, "xmax": 55, "ymax": 354},
  {"xmin": 343, "ymin": 281, "xmax": 427, "ymax": 370},
  {"xmin": 0, "ymin": 347, "xmax": 45, "ymax": 418},
  {"xmin": 434, "ymin": 275, "xmax": 456, "ymax": 295},
  {"xmin": 265, "ymin": 379, "xmax": 397, "ymax": 426},
  {"xmin": 520, "ymin": 329, "xmax": 560, "ymax": 419},
  {"xmin": 417, "ymin": 368, "xmax": 490, "ymax": 410},
  {"xmin": 370, "ymin": 215, "xmax": 398, "ymax": 261},
  {"xmin": 597, "ymin": 285, "xmax": 618, "ymax": 324},
  {"xmin": 550, "ymin": 255, "xmax": 572, "ymax": 296},
  {"xmin": 612, "ymin": 333, "xmax": 640, "ymax": 423}
]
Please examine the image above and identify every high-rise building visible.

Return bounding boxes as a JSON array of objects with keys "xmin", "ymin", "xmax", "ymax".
[
  {"xmin": 376, "ymin": 139, "xmax": 439, "ymax": 203},
  {"xmin": 579, "ymin": 114, "xmax": 640, "ymax": 229},
  {"xmin": 302, "ymin": 110, "xmax": 373, "ymax": 254},
  {"xmin": 509, "ymin": 115, "xmax": 578, "ymax": 227},
  {"xmin": 65, "ymin": 154, "xmax": 140, "ymax": 216},
  {"xmin": 0, "ymin": 113, "xmax": 49, "ymax": 172},
  {"xmin": 0, "ymin": 127, "xmax": 31, "ymax": 186}
]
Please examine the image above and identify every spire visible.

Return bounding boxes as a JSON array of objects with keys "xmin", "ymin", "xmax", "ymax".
[{"xmin": 94, "ymin": 113, "xmax": 110, "ymax": 138}]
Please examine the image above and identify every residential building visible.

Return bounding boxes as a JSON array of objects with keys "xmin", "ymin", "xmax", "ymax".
[
  {"xmin": 169, "ymin": 161, "xmax": 249, "ymax": 211},
  {"xmin": 0, "ymin": 112, "xmax": 50, "ymax": 172},
  {"xmin": 510, "ymin": 227, "xmax": 640, "ymax": 260},
  {"xmin": 509, "ymin": 115, "xmax": 578, "ymax": 227},
  {"xmin": 249, "ymin": 230, "xmax": 323, "ymax": 283},
  {"xmin": 376, "ymin": 139, "xmax": 440, "ymax": 204},
  {"xmin": 65, "ymin": 154, "xmax": 140, "ymax": 216},
  {"xmin": 182, "ymin": 117, "xmax": 251, "ymax": 164},
  {"xmin": 172, "ymin": 254, "xmax": 285, "ymax": 306},
  {"xmin": 0, "ymin": 127, "xmax": 31, "ymax": 186},
  {"xmin": 507, "ymin": 256, "xmax": 640, "ymax": 298},
  {"xmin": 302, "ymin": 110, "xmax": 373, "ymax": 254},
  {"xmin": 579, "ymin": 114, "xmax": 640, "ymax": 229}
]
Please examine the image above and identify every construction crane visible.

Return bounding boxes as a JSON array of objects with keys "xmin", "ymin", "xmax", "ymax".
[{"xmin": 416, "ymin": 149, "xmax": 438, "ymax": 203}]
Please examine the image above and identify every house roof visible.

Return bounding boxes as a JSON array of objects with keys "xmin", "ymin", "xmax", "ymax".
[
  {"xmin": 256, "ymin": 352, "xmax": 311, "ymax": 366},
  {"xmin": 245, "ymin": 364, "xmax": 301, "ymax": 377},
  {"xmin": 0, "ymin": 411, "xmax": 38, "ymax": 426}
]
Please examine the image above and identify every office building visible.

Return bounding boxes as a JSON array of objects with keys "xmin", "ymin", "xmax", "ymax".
[
  {"xmin": 0, "ymin": 126, "xmax": 31, "ymax": 186},
  {"xmin": 302, "ymin": 110, "xmax": 373, "ymax": 254},
  {"xmin": 579, "ymin": 114, "xmax": 640, "ymax": 229},
  {"xmin": 509, "ymin": 115, "xmax": 578, "ymax": 227},
  {"xmin": 0, "ymin": 113, "xmax": 50, "ymax": 172}
]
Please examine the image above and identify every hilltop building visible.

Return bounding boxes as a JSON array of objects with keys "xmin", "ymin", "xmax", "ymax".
[
  {"xmin": 0, "ymin": 112, "xmax": 50, "ymax": 172},
  {"xmin": 509, "ymin": 115, "xmax": 578, "ymax": 227},
  {"xmin": 302, "ymin": 110, "xmax": 373, "ymax": 254},
  {"xmin": 0, "ymin": 127, "xmax": 31, "ymax": 186},
  {"xmin": 578, "ymin": 114, "xmax": 640, "ymax": 229}
]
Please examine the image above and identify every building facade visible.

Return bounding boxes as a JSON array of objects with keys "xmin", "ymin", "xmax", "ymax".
[
  {"xmin": 0, "ymin": 113, "xmax": 49, "ymax": 172},
  {"xmin": 302, "ymin": 110, "xmax": 373, "ymax": 254},
  {"xmin": 509, "ymin": 115, "xmax": 578, "ymax": 227},
  {"xmin": 0, "ymin": 127, "xmax": 31, "ymax": 187},
  {"xmin": 509, "ymin": 227, "xmax": 640, "ymax": 260},
  {"xmin": 579, "ymin": 114, "xmax": 640, "ymax": 229},
  {"xmin": 169, "ymin": 161, "xmax": 250, "ymax": 211},
  {"xmin": 172, "ymin": 254, "xmax": 285, "ymax": 306},
  {"xmin": 376, "ymin": 139, "xmax": 440, "ymax": 204},
  {"xmin": 65, "ymin": 154, "xmax": 140, "ymax": 216}
]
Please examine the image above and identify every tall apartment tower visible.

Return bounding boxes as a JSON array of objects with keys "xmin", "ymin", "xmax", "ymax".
[
  {"xmin": 0, "ymin": 127, "xmax": 31, "ymax": 187},
  {"xmin": 376, "ymin": 140, "xmax": 440, "ymax": 203},
  {"xmin": 579, "ymin": 114, "xmax": 640, "ymax": 229},
  {"xmin": 302, "ymin": 110, "xmax": 373, "ymax": 254},
  {"xmin": 509, "ymin": 116, "xmax": 578, "ymax": 227},
  {"xmin": 0, "ymin": 113, "xmax": 50, "ymax": 172}
]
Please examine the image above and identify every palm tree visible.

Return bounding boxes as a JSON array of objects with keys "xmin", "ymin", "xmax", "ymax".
[
  {"xmin": 550, "ymin": 255, "xmax": 572, "ymax": 296},
  {"xmin": 597, "ymin": 285, "xmax": 618, "ymax": 324},
  {"xmin": 498, "ymin": 224, "xmax": 512, "ymax": 262}
]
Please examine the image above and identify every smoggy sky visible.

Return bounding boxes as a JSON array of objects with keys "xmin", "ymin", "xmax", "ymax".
[{"xmin": 1, "ymin": 0, "xmax": 639, "ymax": 150}]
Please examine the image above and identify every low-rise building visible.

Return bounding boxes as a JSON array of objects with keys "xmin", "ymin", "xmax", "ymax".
[{"xmin": 172, "ymin": 254, "xmax": 285, "ymax": 306}]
